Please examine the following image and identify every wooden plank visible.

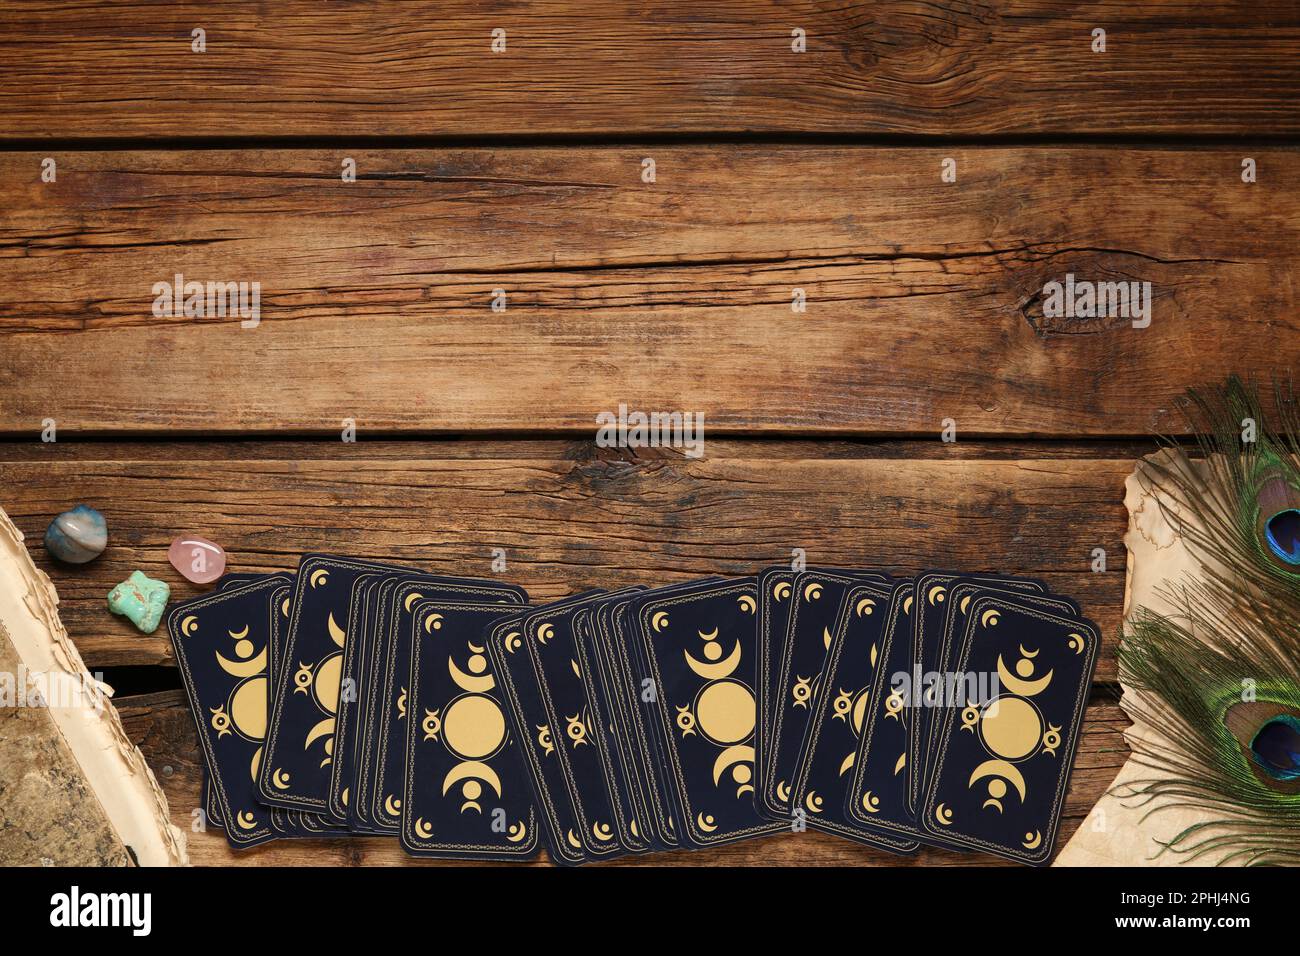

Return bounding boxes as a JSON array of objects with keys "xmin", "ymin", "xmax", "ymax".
[
  {"xmin": 2, "ymin": 2, "xmax": 1297, "ymax": 139},
  {"xmin": 2, "ymin": 147, "xmax": 1297, "ymax": 437},
  {"xmin": 0, "ymin": 440, "xmax": 1130, "ymax": 677},
  {"xmin": 117, "ymin": 688, "xmax": 1127, "ymax": 865}
]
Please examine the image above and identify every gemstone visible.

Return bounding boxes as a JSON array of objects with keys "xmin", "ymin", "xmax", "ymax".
[
  {"xmin": 44, "ymin": 504, "xmax": 108, "ymax": 564},
  {"xmin": 107, "ymin": 570, "xmax": 170, "ymax": 634},
  {"xmin": 168, "ymin": 535, "xmax": 227, "ymax": 584}
]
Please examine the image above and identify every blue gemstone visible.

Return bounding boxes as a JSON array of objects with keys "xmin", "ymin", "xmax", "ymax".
[
  {"xmin": 44, "ymin": 504, "xmax": 108, "ymax": 564},
  {"xmin": 1265, "ymin": 508, "xmax": 1300, "ymax": 565},
  {"xmin": 1251, "ymin": 714, "xmax": 1300, "ymax": 781}
]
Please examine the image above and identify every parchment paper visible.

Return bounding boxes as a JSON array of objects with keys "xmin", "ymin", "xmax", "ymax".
[{"xmin": 1056, "ymin": 451, "xmax": 1233, "ymax": 867}]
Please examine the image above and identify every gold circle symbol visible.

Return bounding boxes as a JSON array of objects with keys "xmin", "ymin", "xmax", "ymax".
[
  {"xmin": 442, "ymin": 694, "xmax": 506, "ymax": 760},
  {"xmin": 695, "ymin": 679, "xmax": 755, "ymax": 745},
  {"xmin": 230, "ymin": 676, "xmax": 268, "ymax": 740},
  {"xmin": 979, "ymin": 696, "xmax": 1042, "ymax": 760}
]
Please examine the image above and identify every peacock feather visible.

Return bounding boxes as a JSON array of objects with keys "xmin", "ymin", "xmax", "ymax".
[{"xmin": 1115, "ymin": 376, "xmax": 1300, "ymax": 865}]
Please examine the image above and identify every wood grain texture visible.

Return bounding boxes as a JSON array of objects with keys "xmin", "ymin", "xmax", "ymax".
[
  {"xmin": 2, "ymin": 1, "xmax": 1297, "ymax": 139},
  {"xmin": 117, "ymin": 687, "xmax": 1127, "ymax": 866},
  {"xmin": 0, "ymin": 440, "xmax": 1129, "ymax": 677},
  {"xmin": 2, "ymin": 147, "xmax": 1297, "ymax": 437}
]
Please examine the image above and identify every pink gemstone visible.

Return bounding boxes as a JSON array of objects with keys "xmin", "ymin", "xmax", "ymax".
[{"xmin": 168, "ymin": 535, "xmax": 227, "ymax": 584}]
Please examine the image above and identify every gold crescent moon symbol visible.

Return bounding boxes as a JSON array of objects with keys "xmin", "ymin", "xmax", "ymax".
[
  {"xmin": 507, "ymin": 821, "xmax": 528, "ymax": 843},
  {"xmin": 894, "ymin": 752, "xmax": 906, "ymax": 775},
  {"xmin": 1067, "ymin": 632, "xmax": 1086, "ymax": 654},
  {"xmin": 404, "ymin": 592, "xmax": 425, "ymax": 612},
  {"xmin": 383, "ymin": 794, "xmax": 402, "ymax": 816},
  {"xmin": 216, "ymin": 645, "xmax": 267, "ymax": 678},
  {"xmin": 804, "ymin": 791, "xmax": 824, "ymax": 813},
  {"xmin": 280, "ymin": 598, "xmax": 290, "ymax": 617},
  {"xmin": 1019, "ymin": 645, "xmax": 1039, "ymax": 658},
  {"xmin": 1022, "ymin": 830, "xmax": 1042, "ymax": 850},
  {"xmin": 969, "ymin": 759, "xmax": 1027, "ymax": 801},
  {"xmin": 227, "ymin": 625, "xmax": 249, "ymax": 640},
  {"xmin": 698, "ymin": 627, "xmax": 719, "ymax": 640},
  {"xmin": 424, "ymin": 613, "xmax": 444, "ymax": 633},
  {"xmin": 696, "ymin": 812, "xmax": 718, "ymax": 833},
  {"xmin": 712, "ymin": 744, "xmax": 755, "ymax": 785},
  {"xmin": 414, "ymin": 817, "xmax": 434, "ymax": 839},
  {"xmin": 935, "ymin": 803, "xmax": 953, "ymax": 825},
  {"xmin": 996, "ymin": 655, "xmax": 1054, "ymax": 697},
  {"xmin": 839, "ymin": 751, "xmax": 856, "ymax": 776},
  {"xmin": 856, "ymin": 597, "xmax": 875, "ymax": 616},
  {"xmin": 652, "ymin": 611, "xmax": 669, "ymax": 632},
  {"xmin": 773, "ymin": 582, "xmax": 791, "ymax": 601},
  {"xmin": 861, "ymin": 791, "xmax": 881, "ymax": 813},
  {"xmin": 310, "ymin": 568, "xmax": 329, "ymax": 588},
  {"xmin": 775, "ymin": 780, "xmax": 790, "ymax": 802},
  {"xmin": 683, "ymin": 640, "xmax": 741, "ymax": 680},
  {"xmin": 903, "ymin": 594, "xmax": 914, "ymax": 615},
  {"xmin": 737, "ymin": 594, "xmax": 756, "ymax": 614},
  {"xmin": 271, "ymin": 768, "xmax": 291, "ymax": 790},
  {"xmin": 804, "ymin": 582, "xmax": 823, "ymax": 601},
  {"xmin": 981, "ymin": 609, "xmax": 1001, "ymax": 628},
  {"xmin": 442, "ymin": 760, "xmax": 502, "ymax": 798},
  {"xmin": 960, "ymin": 595, "xmax": 972, "ymax": 614},
  {"xmin": 236, "ymin": 811, "xmax": 257, "ymax": 831},
  {"xmin": 927, "ymin": 585, "xmax": 945, "ymax": 606},
  {"xmin": 567, "ymin": 830, "xmax": 582, "ymax": 849},
  {"xmin": 504, "ymin": 630, "xmax": 521, "ymax": 652},
  {"xmin": 593, "ymin": 822, "xmax": 615, "ymax": 843},
  {"xmin": 448, "ymin": 657, "xmax": 495, "ymax": 693},
  {"xmin": 305, "ymin": 716, "xmax": 334, "ymax": 749},
  {"xmin": 181, "ymin": 615, "xmax": 199, "ymax": 637},
  {"xmin": 327, "ymin": 612, "xmax": 346, "ymax": 647},
  {"xmin": 537, "ymin": 623, "xmax": 555, "ymax": 644}
]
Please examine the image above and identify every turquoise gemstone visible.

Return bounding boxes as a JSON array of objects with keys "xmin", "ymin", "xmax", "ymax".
[{"xmin": 107, "ymin": 570, "xmax": 170, "ymax": 634}]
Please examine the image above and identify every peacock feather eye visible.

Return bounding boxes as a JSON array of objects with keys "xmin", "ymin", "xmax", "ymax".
[
  {"xmin": 1250, "ymin": 715, "xmax": 1300, "ymax": 782},
  {"xmin": 1264, "ymin": 508, "xmax": 1300, "ymax": 566},
  {"xmin": 1225, "ymin": 701, "xmax": 1300, "ymax": 791},
  {"xmin": 1256, "ymin": 473, "xmax": 1300, "ymax": 568}
]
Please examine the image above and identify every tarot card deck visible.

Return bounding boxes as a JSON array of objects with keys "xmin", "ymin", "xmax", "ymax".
[{"xmin": 171, "ymin": 557, "xmax": 1098, "ymax": 865}]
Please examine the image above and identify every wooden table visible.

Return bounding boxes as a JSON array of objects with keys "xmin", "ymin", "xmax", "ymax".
[{"xmin": 2, "ymin": 1, "xmax": 1296, "ymax": 866}]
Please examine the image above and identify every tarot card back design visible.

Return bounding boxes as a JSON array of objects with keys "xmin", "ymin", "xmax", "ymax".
[
  {"xmin": 631, "ymin": 578, "xmax": 785, "ymax": 848},
  {"xmin": 169, "ymin": 578, "xmax": 284, "ymax": 849},
  {"xmin": 402, "ymin": 602, "xmax": 538, "ymax": 860},
  {"xmin": 922, "ymin": 597, "xmax": 1099, "ymax": 864},
  {"xmin": 763, "ymin": 569, "xmax": 888, "ymax": 818},
  {"xmin": 790, "ymin": 582, "xmax": 916, "ymax": 852}
]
